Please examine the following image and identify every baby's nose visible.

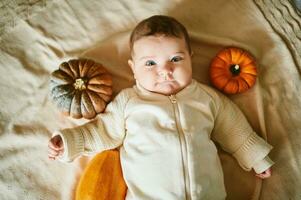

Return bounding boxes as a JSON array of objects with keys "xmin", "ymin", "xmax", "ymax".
[
  {"xmin": 158, "ymin": 71, "xmax": 172, "ymax": 77},
  {"xmin": 158, "ymin": 66, "xmax": 173, "ymax": 80},
  {"xmin": 158, "ymin": 61, "xmax": 174, "ymax": 79}
]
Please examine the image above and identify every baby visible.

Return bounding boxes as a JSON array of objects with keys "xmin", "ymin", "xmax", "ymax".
[{"xmin": 48, "ymin": 15, "xmax": 273, "ymax": 200}]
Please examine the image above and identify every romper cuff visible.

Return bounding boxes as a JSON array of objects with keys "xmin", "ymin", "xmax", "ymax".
[
  {"xmin": 233, "ymin": 133, "xmax": 273, "ymax": 171},
  {"xmin": 253, "ymin": 156, "xmax": 274, "ymax": 174},
  {"xmin": 52, "ymin": 129, "xmax": 85, "ymax": 162}
]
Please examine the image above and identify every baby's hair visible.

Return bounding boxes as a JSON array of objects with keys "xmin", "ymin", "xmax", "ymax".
[{"xmin": 129, "ymin": 15, "xmax": 191, "ymax": 54}]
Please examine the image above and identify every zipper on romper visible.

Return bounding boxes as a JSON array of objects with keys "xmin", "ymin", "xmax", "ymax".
[{"xmin": 169, "ymin": 95, "xmax": 191, "ymax": 200}]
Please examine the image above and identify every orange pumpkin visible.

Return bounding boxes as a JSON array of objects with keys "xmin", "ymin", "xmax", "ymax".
[
  {"xmin": 50, "ymin": 59, "xmax": 113, "ymax": 119},
  {"xmin": 209, "ymin": 47, "xmax": 257, "ymax": 94},
  {"xmin": 76, "ymin": 150, "xmax": 127, "ymax": 200}
]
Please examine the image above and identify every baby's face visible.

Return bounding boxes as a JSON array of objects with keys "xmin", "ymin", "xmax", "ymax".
[{"xmin": 128, "ymin": 35, "xmax": 192, "ymax": 95}]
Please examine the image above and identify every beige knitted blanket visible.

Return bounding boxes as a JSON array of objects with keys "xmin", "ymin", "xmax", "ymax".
[{"xmin": 0, "ymin": 0, "xmax": 300, "ymax": 199}]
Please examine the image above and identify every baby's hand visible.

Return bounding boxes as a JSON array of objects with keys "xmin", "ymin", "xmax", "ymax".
[
  {"xmin": 255, "ymin": 168, "xmax": 272, "ymax": 179},
  {"xmin": 48, "ymin": 135, "xmax": 64, "ymax": 160}
]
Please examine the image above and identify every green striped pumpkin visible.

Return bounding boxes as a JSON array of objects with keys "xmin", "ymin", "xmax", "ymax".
[{"xmin": 50, "ymin": 59, "xmax": 112, "ymax": 119}]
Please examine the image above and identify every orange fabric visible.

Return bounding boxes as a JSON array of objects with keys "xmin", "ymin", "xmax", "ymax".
[{"xmin": 75, "ymin": 150, "xmax": 127, "ymax": 200}]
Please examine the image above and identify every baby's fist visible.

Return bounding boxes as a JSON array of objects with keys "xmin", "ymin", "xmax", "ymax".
[
  {"xmin": 255, "ymin": 168, "xmax": 272, "ymax": 179},
  {"xmin": 48, "ymin": 135, "xmax": 64, "ymax": 160}
]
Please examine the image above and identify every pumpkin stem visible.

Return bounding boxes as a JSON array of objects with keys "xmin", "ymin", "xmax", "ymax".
[
  {"xmin": 74, "ymin": 78, "xmax": 86, "ymax": 90},
  {"xmin": 230, "ymin": 64, "xmax": 240, "ymax": 76}
]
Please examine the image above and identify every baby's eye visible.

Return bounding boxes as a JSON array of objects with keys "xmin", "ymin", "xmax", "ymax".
[
  {"xmin": 170, "ymin": 56, "xmax": 183, "ymax": 62},
  {"xmin": 145, "ymin": 60, "xmax": 156, "ymax": 67}
]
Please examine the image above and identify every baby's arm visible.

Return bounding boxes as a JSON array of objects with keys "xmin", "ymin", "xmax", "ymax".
[
  {"xmin": 210, "ymin": 90, "xmax": 274, "ymax": 177},
  {"xmin": 48, "ymin": 89, "xmax": 134, "ymax": 162}
]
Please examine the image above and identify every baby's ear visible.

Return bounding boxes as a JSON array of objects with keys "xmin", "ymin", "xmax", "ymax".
[
  {"xmin": 190, "ymin": 51, "xmax": 194, "ymax": 58},
  {"xmin": 128, "ymin": 59, "xmax": 137, "ymax": 80},
  {"xmin": 128, "ymin": 59, "xmax": 135, "ymax": 72}
]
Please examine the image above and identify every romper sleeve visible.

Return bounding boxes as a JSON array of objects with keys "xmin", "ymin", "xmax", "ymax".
[
  {"xmin": 209, "ymin": 90, "xmax": 274, "ymax": 173},
  {"xmin": 52, "ymin": 89, "xmax": 135, "ymax": 162}
]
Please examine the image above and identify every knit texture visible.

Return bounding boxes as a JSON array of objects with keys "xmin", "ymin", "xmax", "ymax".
[
  {"xmin": 254, "ymin": 0, "xmax": 301, "ymax": 73},
  {"xmin": 201, "ymin": 85, "xmax": 273, "ymax": 173},
  {"xmin": 0, "ymin": 0, "xmax": 57, "ymax": 38},
  {"xmin": 54, "ymin": 80, "xmax": 273, "ymax": 199},
  {"xmin": 57, "ymin": 88, "xmax": 136, "ymax": 162}
]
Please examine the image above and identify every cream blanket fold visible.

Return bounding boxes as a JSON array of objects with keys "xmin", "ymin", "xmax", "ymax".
[{"xmin": 0, "ymin": 0, "xmax": 300, "ymax": 199}]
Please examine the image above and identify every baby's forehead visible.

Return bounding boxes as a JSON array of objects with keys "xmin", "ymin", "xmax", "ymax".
[{"xmin": 131, "ymin": 35, "xmax": 188, "ymax": 55}]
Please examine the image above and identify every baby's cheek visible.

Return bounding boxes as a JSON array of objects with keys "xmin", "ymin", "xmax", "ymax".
[
  {"xmin": 138, "ymin": 74, "xmax": 156, "ymax": 89},
  {"xmin": 175, "ymin": 68, "xmax": 191, "ymax": 81}
]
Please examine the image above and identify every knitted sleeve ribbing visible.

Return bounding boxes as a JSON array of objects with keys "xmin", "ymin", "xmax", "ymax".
[
  {"xmin": 55, "ymin": 88, "xmax": 135, "ymax": 162},
  {"xmin": 210, "ymin": 91, "xmax": 273, "ymax": 172}
]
